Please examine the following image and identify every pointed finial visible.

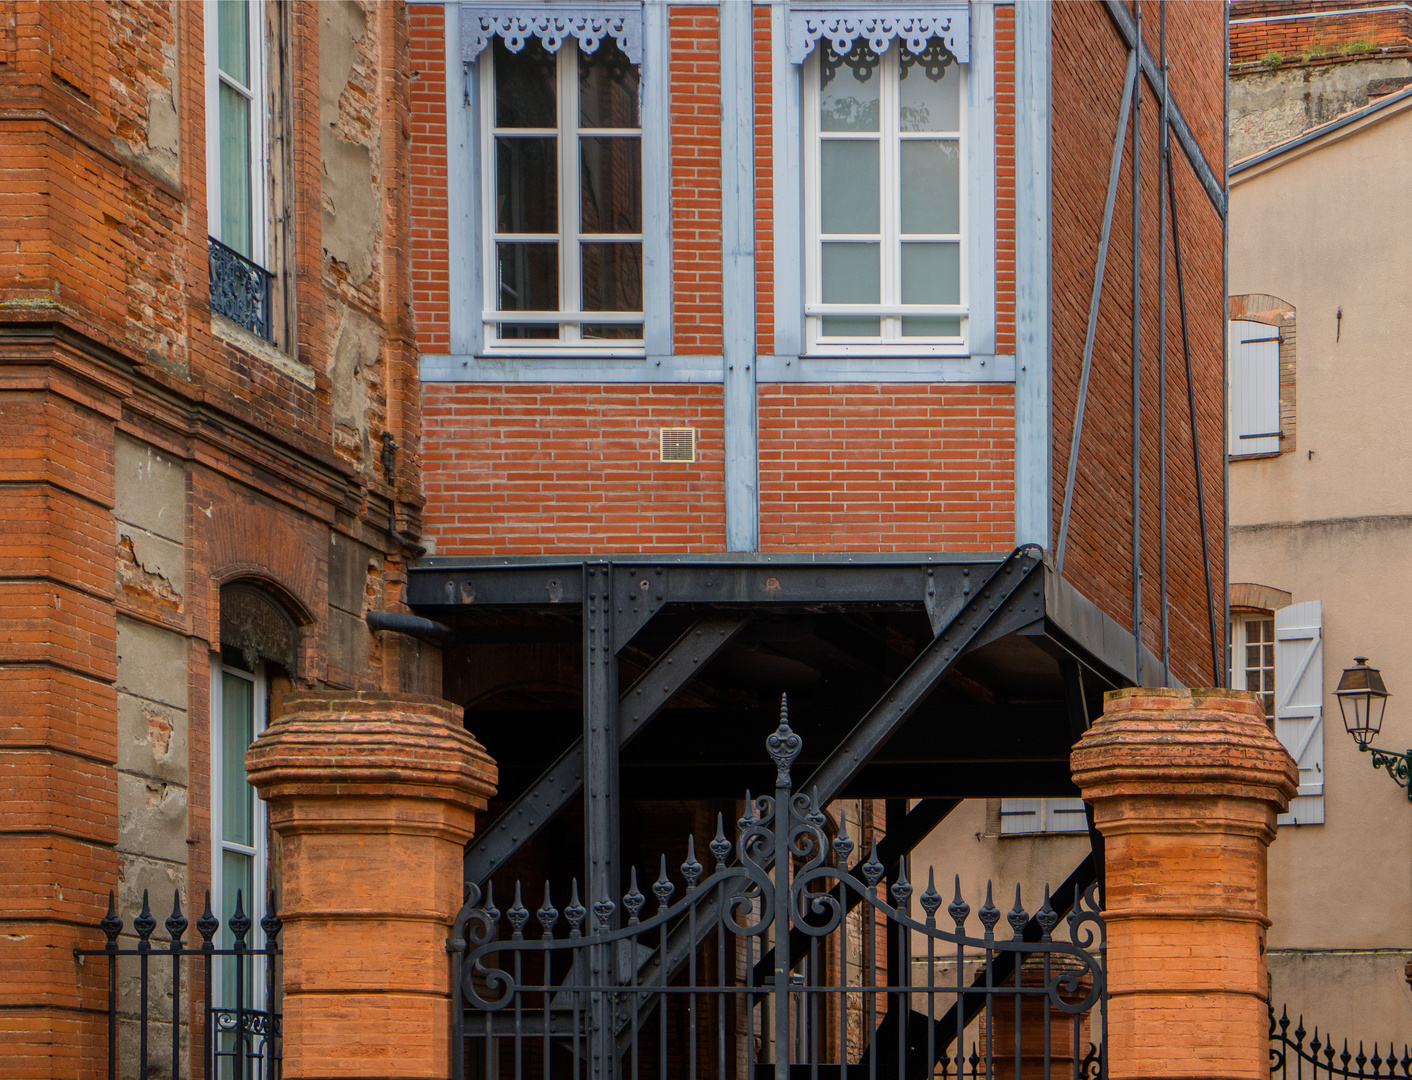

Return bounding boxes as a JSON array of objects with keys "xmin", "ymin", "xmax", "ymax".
[
  {"xmin": 100, "ymin": 890, "xmax": 123, "ymax": 945},
  {"xmin": 624, "ymin": 867, "xmax": 645, "ymax": 925},
  {"xmin": 166, "ymin": 890, "xmax": 187, "ymax": 947},
  {"xmin": 709, "ymin": 813, "xmax": 731, "ymax": 869},
  {"xmin": 565, "ymin": 880, "xmax": 586, "ymax": 938},
  {"xmin": 537, "ymin": 880, "xmax": 559, "ymax": 935},
  {"xmin": 948, "ymin": 875, "xmax": 970, "ymax": 928},
  {"xmin": 766, "ymin": 694, "xmax": 802, "ymax": 788},
  {"xmin": 919, "ymin": 868, "xmax": 942, "ymax": 923},
  {"xmin": 653, "ymin": 856, "xmax": 674, "ymax": 913},
  {"xmin": 1007, "ymin": 883, "xmax": 1028, "ymax": 939},
  {"xmin": 978, "ymin": 881, "xmax": 1000, "ymax": 935}
]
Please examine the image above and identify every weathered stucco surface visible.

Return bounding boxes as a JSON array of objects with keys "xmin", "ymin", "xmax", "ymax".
[{"xmin": 1231, "ymin": 58, "xmax": 1412, "ymax": 161}]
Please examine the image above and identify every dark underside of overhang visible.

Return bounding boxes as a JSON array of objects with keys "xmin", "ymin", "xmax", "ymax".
[{"xmin": 404, "ymin": 547, "xmax": 1156, "ymax": 898}]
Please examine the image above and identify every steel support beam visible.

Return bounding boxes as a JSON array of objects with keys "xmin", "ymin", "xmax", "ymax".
[
  {"xmin": 583, "ymin": 563, "xmax": 617, "ymax": 1080},
  {"xmin": 463, "ymin": 615, "xmax": 749, "ymax": 886}
]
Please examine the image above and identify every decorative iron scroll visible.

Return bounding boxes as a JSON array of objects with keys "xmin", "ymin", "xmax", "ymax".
[
  {"xmin": 789, "ymin": 5, "xmax": 970, "ymax": 65},
  {"xmin": 208, "ymin": 236, "xmax": 273, "ymax": 343},
  {"xmin": 461, "ymin": 3, "xmax": 643, "ymax": 65},
  {"xmin": 450, "ymin": 695, "xmax": 1106, "ymax": 1080}
]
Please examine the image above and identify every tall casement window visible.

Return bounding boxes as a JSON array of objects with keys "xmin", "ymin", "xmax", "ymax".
[
  {"xmin": 210, "ymin": 651, "xmax": 267, "ymax": 1007},
  {"xmin": 205, "ymin": 0, "xmax": 277, "ymax": 343},
  {"xmin": 804, "ymin": 37, "xmax": 966, "ymax": 353},
  {"xmin": 1229, "ymin": 613, "xmax": 1276, "ymax": 722},
  {"xmin": 481, "ymin": 37, "xmax": 643, "ymax": 351}
]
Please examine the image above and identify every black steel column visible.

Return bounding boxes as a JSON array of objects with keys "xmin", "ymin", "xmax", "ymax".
[{"xmin": 583, "ymin": 561, "xmax": 619, "ymax": 1080}]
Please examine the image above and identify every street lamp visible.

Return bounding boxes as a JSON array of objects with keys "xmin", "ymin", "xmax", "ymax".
[{"xmin": 1336, "ymin": 657, "xmax": 1407, "ymax": 796}]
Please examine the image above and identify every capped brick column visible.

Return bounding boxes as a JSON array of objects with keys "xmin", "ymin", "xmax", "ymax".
[
  {"xmin": 245, "ymin": 692, "xmax": 497, "ymax": 1079},
  {"xmin": 1071, "ymin": 688, "xmax": 1298, "ymax": 1080}
]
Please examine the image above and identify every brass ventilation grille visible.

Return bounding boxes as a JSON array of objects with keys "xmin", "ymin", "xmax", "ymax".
[{"xmin": 659, "ymin": 427, "xmax": 696, "ymax": 463}]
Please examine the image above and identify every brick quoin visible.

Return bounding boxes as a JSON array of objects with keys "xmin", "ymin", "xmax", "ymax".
[
  {"xmin": 410, "ymin": 6, "xmax": 451, "ymax": 354},
  {"xmin": 1049, "ymin": 0, "xmax": 1227, "ymax": 688}
]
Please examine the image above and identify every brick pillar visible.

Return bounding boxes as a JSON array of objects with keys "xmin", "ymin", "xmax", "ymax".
[
  {"xmin": 245, "ymin": 691, "xmax": 497, "ymax": 1079},
  {"xmin": 1071, "ymin": 688, "xmax": 1298, "ymax": 1080}
]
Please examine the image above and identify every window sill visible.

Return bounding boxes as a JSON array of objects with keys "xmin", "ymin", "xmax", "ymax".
[
  {"xmin": 211, "ymin": 313, "xmax": 314, "ymax": 388},
  {"xmin": 758, "ymin": 353, "xmax": 1015, "ymax": 383}
]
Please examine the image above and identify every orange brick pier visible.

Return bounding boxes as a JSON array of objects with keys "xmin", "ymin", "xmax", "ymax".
[
  {"xmin": 246, "ymin": 692, "xmax": 497, "ymax": 1080},
  {"xmin": 1072, "ymin": 688, "xmax": 1298, "ymax": 1080}
]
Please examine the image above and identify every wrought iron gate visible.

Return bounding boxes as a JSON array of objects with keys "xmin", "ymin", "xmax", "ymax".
[{"xmin": 451, "ymin": 700, "xmax": 1106, "ymax": 1080}]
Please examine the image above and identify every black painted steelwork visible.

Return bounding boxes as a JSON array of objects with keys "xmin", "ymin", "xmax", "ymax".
[
  {"xmin": 450, "ymin": 702, "xmax": 1107, "ymax": 1080},
  {"xmin": 208, "ymin": 236, "xmax": 273, "ymax": 342},
  {"xmin": 1270, "ymin": 1005, "xmax": 1412, "ymax": 1080},
  {"xmin": 76, "ymin": 888, "xmax": 282, "ymax": 1080}
]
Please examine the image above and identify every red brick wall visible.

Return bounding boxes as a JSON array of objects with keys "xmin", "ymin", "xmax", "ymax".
[
  {"xmin": 671, "ymin": 8, "xmax": 724, "ymax": 355},
  {"xmin": 1230, "ymin": 0, "xmax": 1412, "ymax": 67},
  {"xmin": 421, "ymin": 385, "xmax": 727, "ymax": 554},
  {"xmin": 755, "ymin": 5, "xmax": 774, "ymax": 357},
  {"xmin": 410, "ymin": 6, "xmax": 450, "ymax": 354},
  {"xmin": 995, "ymin": 6, "xmax": 1016, "ymax": 353},
  {"xmin": 759, "ymin": 385, "xmax": 1015, "ymax": 553},
  {"xmin": 1049, "ymin": 0, "xmax": 1228, "ymax": 687}
]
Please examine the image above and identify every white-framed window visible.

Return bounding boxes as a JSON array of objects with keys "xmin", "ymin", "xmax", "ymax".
[
  {"xmin": 479, "ymin": 35, "xmax": 643, "ymax": 354},
  {"xmin": 205, "ymin": 0, "xmax": 268, "ymax": 266},
  {"xmin": 1229, "ymin": 601, "xmax": 1325, "ymax": 825},
  {"xmin": 999, "ymin": 798, "xmax": 1089, "ymax": 836},
  {"xmin": 1228, "ymin": 319, "xmax": 1281, "ymax": 456},
  {"xmin": 1229, "ymin": 612, "xmax": 1276, "ymax": 722},
  {"xmin": 803, "ymin": 36, "xmax": 967, "ymax": 354},
  {"xmin": 210, "ymin": 652, "xmax": 268, "ymax": 1006}
]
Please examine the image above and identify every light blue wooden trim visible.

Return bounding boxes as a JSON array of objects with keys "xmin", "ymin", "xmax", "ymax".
[
  {"xmin": 445, "ymin": 3, "xmax": 482, "ymax": 355},
  {"xmin": 720, "ymin": 0, "xmax": 758, "ymax": 552},
  {"xmin": 757, "ymin": 354, "xmax": 1015, "ymax": 382},
  {"xmin": 967, "ymin": 0, "xmax": 996, "ymax": 358},
  {"xmin": 642, "ymin": 2, "xmax": 672, "ymax": 355},
  {"xmin": 1013, "ymin": 0, "xmax": 1051, "ymax": 551},
  {"xmin": 772, "ymin": 1, "xmax": 804, "ymax": 358},
  {"xmin": 420, "ymin": 353, "xmax": 725, "ymax": 383}
]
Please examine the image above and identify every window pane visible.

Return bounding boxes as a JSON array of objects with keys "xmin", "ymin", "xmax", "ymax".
[
  {"xmin": 218, "ymin": 84, "xmax": 252, "ymax": 257},
  {"xmin": 494, "ymin": 37, "xmax": 556, "ymax": 128},
  {"xmin": 822, "ymin": 243, "xmax": 880, "ymax": 304},
  {"xmin": 821, "ymin": 141, "xmax": 879, "ymax": 234},
  {"xmin": 901, "ymin": 242, "xmax": 960, "ymax": 304},
  {"xmin": 221, "ymin": 673, "xmax": 254, "ymax": 847},
  {"xmin": 497, "ymin": 243, "xmax": 559, "ymax": 311},
  {"xmin": 821, "ymin": 316, "xmax": 881, "ymax": 337},
  {"xmin": 579, "ymin": 42, "xmax": 639, "ymax": 128},
  {"xmin": 219, "ymin": 850, "xmax": 254, "ymax": 1004},
  {"xmin": 583, "ymin": 323, "xmax": 644, "ymax": 340},
  {"xmin": 496, "ymin": 138, "xmax": 557, "ymax": 234},
  {"xmin": 900, "ymin": 141, "xmax": 959, "ymax": 234},
  {"xmin": 820, "ymin": 43, "xmax": 880, "ymax": 132},
  {"xmin": 902, "ymin": 316, "xmax": 962, "ymax": 337},
  {"xmin": 498, "ymin": 324, "xmax": 558, "ymax": 340},
  {"xmin": 217, "ymin": 0, "xmax": 249, "ymax": 85},
  {"xmin": 580, "ymin": 137, "xmax": 641, "ymax": 233},
  {"xmin": 582, "ymin": 242, "xmax": 642, "ymax": 312},
  {"xmin": 899, "ymin": 38, "xmax": 960, "ymax": 132}
]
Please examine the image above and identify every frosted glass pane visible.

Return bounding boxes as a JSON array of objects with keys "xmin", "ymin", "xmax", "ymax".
[
  {"xmin": 217, "ymin": 1, "xmax": 249, "ymax": 84},
  {"xmin": 221, "ymin": 673, "xmax": 254, "ymax": 846},
  {"xmin": 902, "ymin": 316, "xmax": 962, "ymax": 337},
  {"xmin": 901, "ymin": 243, "xmax": 960, "ymax": 304},
  {"xmin": 821, "ymin": 243, "xmax": 880, "ymax": 304},
  {"xmin": 900, "ymin": 141, "xmax": 959, "ymax": 235},
  {"xmin": 820, "ymin": 46, "xmax": 879, "ymax": 132},
  {"xmin": 822, "ymin": 316, "xmax": 881, "ymax": 337},
  {"xmin": 899, "ymin": 41, "xmax": 960, "ymax": 132},
  {"xmin": 218, "ymin": 84, "xmax": 252, "ymax": 257},
  {"xmin": 821, "ymin": 141, "xmax": 879, "ymax": 234}
]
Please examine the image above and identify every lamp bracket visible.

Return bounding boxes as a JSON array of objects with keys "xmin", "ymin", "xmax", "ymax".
[{"xmin": 1365, "ymin": 745, "xmax": 1412, "ymax": 800}]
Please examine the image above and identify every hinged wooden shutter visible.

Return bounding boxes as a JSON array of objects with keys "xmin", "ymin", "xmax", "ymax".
[
  {"xmin": 999, "ymin": 798, "xmax": 1041, "ymax": 835},
  {"xmin": 1044, "ymin": 798, "xmax": 1089, "ymax": 833},
  {"xmin": 1229, "ymin": 320, "xmax": 1281, "ymax": 455},
  {"xmin": 1275, "ymin": 600, "xmax": 1323, "ymax": 825}
]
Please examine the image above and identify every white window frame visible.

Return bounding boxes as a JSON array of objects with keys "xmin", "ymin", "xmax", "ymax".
[
  {"xmin": 205, "ymin": 0, "xmax": 269, "ymax": 266},
  {"xmin": 478, "ymin": 41, "xmax": 645, "ymax": 358},
  {"xmin": 1228, "ymin": 611, "xmax": 1276, "ymax": 722},
  {"xmin": 802, "ymin": 44, "xmax": 970, "ymax": 357},
  {"xmin": 209, "ymin": 654, "xmax": 268, "ymax": 1002}
]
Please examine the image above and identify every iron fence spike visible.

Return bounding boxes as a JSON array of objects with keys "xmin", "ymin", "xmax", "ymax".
[
  {"xmin": 101, "ymin": 891, "xmax": 123, "ymax": 943},
  {"xmin": 978, "ymin": 881, "xmax": 1000, "ymax": 934},
  {"xmin": 261, "ymin": 889, "xmax": 282, "ymax": 943},
  {"xmin": 949, "ymin": 874, "xmax": 970, "ymax": 927},
  {"xmin": 623, "ymin": 868, "xmax": 645, "ymax": 925},
  {"xmin": 710, "ymin": 813, "xmax": 731, "ymax": 869},
  {"xmin": 538, "ymin": 880, "xmax": 559, "ymax": 935},
  {"xmin": 229, "ymin": 889, "xmax": 251, "ymax": 945},
  {"xmin": 652, "ymin": 856, "xmax": 673, "ymax": 912},
  {"xmin": 166, "ymin": 890, "xmax": 187, "ymax": 946},
  {"xmin": 134, "ymin": 890, "xmax": 156, "ymax": 943},
  {"xmin": 196, "ymin": 891, "xmax": 218, "ymax": 943}
]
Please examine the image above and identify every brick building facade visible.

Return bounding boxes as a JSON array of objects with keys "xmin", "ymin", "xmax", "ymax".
[{"xmin": 0, "ymin": 1, "xmax": 435, "ymax": 1073}]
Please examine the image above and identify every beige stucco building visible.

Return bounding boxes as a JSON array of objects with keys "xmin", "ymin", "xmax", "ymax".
[{"xmin": 1229, "ymin": 86, "xmax": 1412, "ymax": 1041}]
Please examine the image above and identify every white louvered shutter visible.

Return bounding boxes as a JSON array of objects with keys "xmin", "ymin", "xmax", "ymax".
[
  {"xmin": 1044, "ymin": 798, "xmax": 1090, "ymax": 833},
  {"xmin": 999, "ymin": 799, "xmax": 1041, "ymax": 835},
  {"xmin": 1228, "ymin": 320, "xmax": 1281, "ymax": 455},
  {"xmin": 1274, "ymin": 601, "xmax": 1324, "ymax": 825}
]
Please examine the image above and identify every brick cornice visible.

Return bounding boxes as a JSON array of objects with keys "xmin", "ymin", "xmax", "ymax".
[{"xmin": 1070, "ymin": 687, "xmax": 1299, "ymax": 809}]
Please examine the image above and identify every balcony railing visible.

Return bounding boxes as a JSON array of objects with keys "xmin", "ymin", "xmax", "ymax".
[{"xmin": 208, "ymin": 236, "xmax": 273, "ymax": 343}]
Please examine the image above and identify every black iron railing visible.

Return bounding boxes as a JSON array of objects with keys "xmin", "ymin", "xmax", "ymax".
[
  {"xmin": 1271, "ymin": 1005, "xmax": 1412, "ymax": 1080},
  {"xmin": 451, "ymin": 697, "xmax": 1107, "ymax": 1080},
  {"xmin": 208, "ymin": 236, "xmax": 273, "ymax": 342},
  {"xmin": 76, "ymin": 888, "xmax": 282, "ymax": 1080}
]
